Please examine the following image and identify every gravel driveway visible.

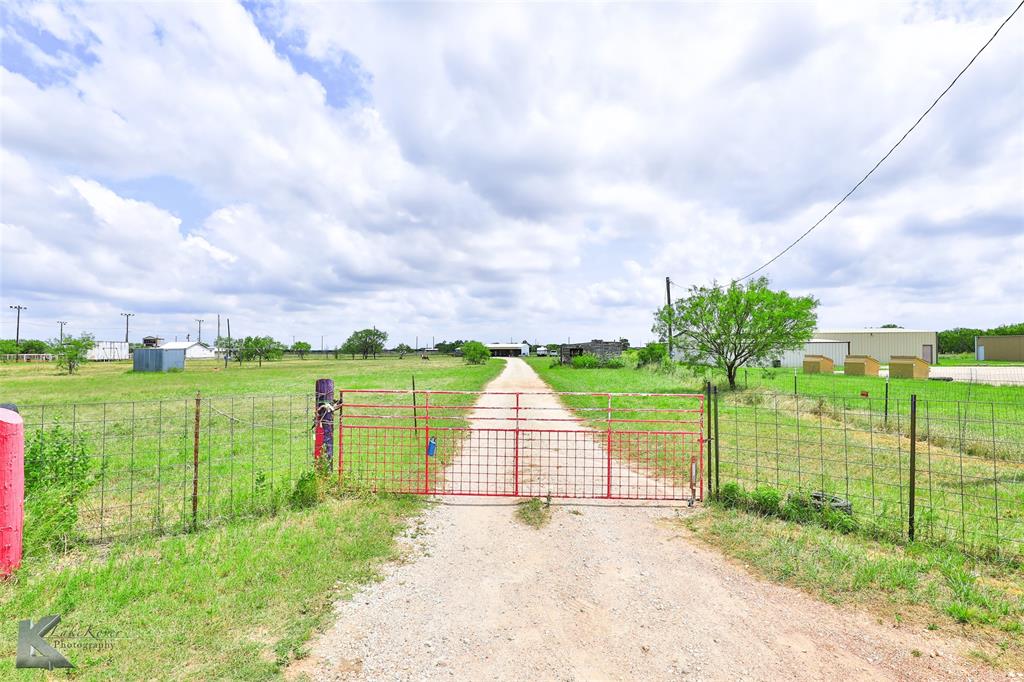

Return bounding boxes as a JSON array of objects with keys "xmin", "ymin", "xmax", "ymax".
[{"xmin": 291, "ymin": 359, "xmax": 999, "ymax": 681}]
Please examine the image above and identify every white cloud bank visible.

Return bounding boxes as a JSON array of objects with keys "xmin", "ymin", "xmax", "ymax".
[{"xmin": 1, "ymin": 1, "xmax": 1022, "ymax": 345}]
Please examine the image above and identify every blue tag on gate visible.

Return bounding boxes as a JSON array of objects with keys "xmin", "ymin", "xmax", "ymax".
[{"xmin": 427, "ymin": 436, "xmax": 437, "ymax": 457}]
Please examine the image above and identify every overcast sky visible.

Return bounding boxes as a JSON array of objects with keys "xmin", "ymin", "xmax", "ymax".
[{"xmin": 2, "ymin": 1, "xmax": 1022, "ymax": 348}]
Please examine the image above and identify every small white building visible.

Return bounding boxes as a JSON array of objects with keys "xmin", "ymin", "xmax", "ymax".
[
  {"xmin": 87, "ymin": 341, "xmax": 130, "ymax": 361},
  {"xmin": 159, "ymin": 341, "xmax": 217, "ymax": 359}
]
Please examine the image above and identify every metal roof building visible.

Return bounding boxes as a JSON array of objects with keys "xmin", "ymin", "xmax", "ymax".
[
  {"xmin": 812, "ymin": 329, "xmax": 938, "ymax": 364},
  {"xmin": 159, "ymin": 341, "xmax": 216, "ymax": 359},
  {"xmin": 485, "ymin": 343, "xmax": 530, "ymax": 357}
]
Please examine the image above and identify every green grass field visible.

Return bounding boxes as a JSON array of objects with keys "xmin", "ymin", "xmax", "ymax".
[
  {"xmin": 939, "ymin": 353, "xmax": 1024, "ymax": 367},
  {"xmin": 527, "ymin": 358, "xmax": 1024, "ymax": 560}
]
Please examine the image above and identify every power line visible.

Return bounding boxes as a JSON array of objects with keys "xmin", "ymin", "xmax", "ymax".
[{"xmin": 734, "ymin": 0, "xmax": 1023, "ymax": 283}]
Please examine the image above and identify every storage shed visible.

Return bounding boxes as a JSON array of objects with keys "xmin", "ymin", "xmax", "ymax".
[
  {"xmin": 975, "ymin": 335, "xmax": 1024, "ymax": 362},
  {"xmin": 560, "ymin": 339, "xmax": 627, "ymax": 364},
  {"xmin": 802, "ymin": 355, "xmax": 834, "ymax": 374},
  {"xmin": 813, "ymin": 329, "xmax": 938, "ymax": 364},
  {"xmin": 133, "ymin": 348, "xmax": 186, "ymax": 372},
  {"xmin": 889, "ymin": 356, "xmax": 929, "ymax": 379},
  {"xmin": 844, "ymin": 355, "xmax": 880, "ymax": 376},
  {"xmin": 159, "ymin": 341, "xmax": 216, "ymax": 359}
]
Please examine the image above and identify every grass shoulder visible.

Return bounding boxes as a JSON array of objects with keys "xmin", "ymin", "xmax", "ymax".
[
  {"xmin": 0, "ymin": 495, "xmax": 423, "ymax": 679},
  {"xmin": 682, "ymin": 504, "xmax": 1023, "ymax": 670}
]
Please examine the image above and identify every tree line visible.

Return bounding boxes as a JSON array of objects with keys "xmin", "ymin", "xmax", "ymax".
[{"xmin": 937, "ymin": 323, "xmax": 1024, "ymax": 354}]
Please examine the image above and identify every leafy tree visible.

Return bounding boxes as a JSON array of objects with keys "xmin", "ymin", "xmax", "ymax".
[
  {"xmin": 654, "ymin": 277, "xmax": 818, "ymax": 389},
  {"xmin": 342, "ymin": 328, "xmax": 389, "ymax": 359},
  {"xmin": 19, "ymin": 339, "xmax": 51, "ymax": 354},
  {"xmin": 52, "ymin": 333, "xmax": 96, "ymax": 375},
  {"xmin": 291, "ymin": 340, "xmax": 312, "ymax": 359},
  {"xmin": 937, "ymin": 328, "xmax": 982, "ymax": 354},
  {"xmin": 880, "ymin": 323, "xmax": 902, "ymax": 329},
  {"xmin": 0, "ymin": 339, "xmax": 19, "ymax": 355},
  {"xmin": 239, "ymin": 336, "xmax": 284, "ymax": 367},
  {"xmin": 461, "ymin": 340, "xmax": 491, "ymax": 365},
  {"xmin": 394, "ymin": 343, "xmax": 413, "ymax": 358},
  {"xmin": 215, "ymin": 336, "xmax": 242, "ymax": 366},
  {"xmin": 545, "ymin": 343, "xmax": 560, "ymax": 353}
]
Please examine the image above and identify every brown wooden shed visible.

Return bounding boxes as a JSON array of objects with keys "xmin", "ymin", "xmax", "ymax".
[
  {"xmin": 889, "ymin": 355, "xmax": 929, "ymax": 379},
  {"xmin": 802, "ymin": 355, "xmax": 834, "ymax": 374},
  {"xmin": 844, "ymin": 355, "xmax": 880, "ymax": 376}
]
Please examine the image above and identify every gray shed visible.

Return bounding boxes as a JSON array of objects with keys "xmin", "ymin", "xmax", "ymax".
[{"xmin": 133, "ymin": 348, "xmax": 186, "ymax": 372}]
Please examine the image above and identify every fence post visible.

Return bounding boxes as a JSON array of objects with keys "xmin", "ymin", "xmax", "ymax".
[
  {"xmin": 192, "ymin": 391, "xmax": 201, "ymax": 531},
  {"xmin": 0, "ymin": 405, "xmax": 24, "ymax": 578},
  {"xmin": 713, "ymin": 386, "xmax": 720, "ymax": 495},
  {"xmin": 884, "ymin": 380, "xmax": 890, "ymax": 425},
  {"xmin": 315, "ymin": 378, "xmax": 335, "ymax": 469},
  {"xmin": 908, "ymin": 394, "xmax": 917, "ymax": 542},
  {"xmin": 423, "ymin": 393, "xmax": 431, "ymax": 494},
  {"xmin": 605, "ymin": 394, "xmax": 612, "ymax": 499},
  {"xmin": 704, "ymin": 381, "xmax": 712, "ymax": 501},
  {"xmin": 793, "ymin": 372, "xmax": 797, "ymax": 396}
]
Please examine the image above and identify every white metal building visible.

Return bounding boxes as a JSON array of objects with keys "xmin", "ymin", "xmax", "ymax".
[
  {"xmin": 812, "ymin": 329, "xmax": 938, "ymax": 364},
  {"xmin": 485, "ymin": 343, "xmax": 530, "ymax": 357},
  {"xmin": 159, "ymin": 341, "xmax": 217, "ymax": 359},
  {"xmin": 774, "ymin": 339, "xmax": 851, "ymax": 368},
  {"xmin": 87, "ymin": 341, "xmax": 130, "ymax": 361}
]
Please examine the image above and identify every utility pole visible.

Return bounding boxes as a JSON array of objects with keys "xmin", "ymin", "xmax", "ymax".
[
  {"xmin": 217, "ymin": 314, "xmax": 221, "ymax": 340},
  {"xmin": 9, "ymin": 305, "xmax": 26, "ymax": 346},
  {"xmin": 226, "ymin": 318, "xmax": 231, "ymax": 341},
  {"xmin": 195, "ymin": 319, "xmax": 204, "ymax": 344},
  {"xmin": 665, "ymin": 277, "xmax": 674, "ymax": 359},
  {"xmin": 120, "ymin": 312, "xmax": 134, "ymax": 343},
  {"xmin": 57, "ymin": 321, "xmax": 68, "ymax": 343},
  {"xmin": 321, "ymin": 335, "xmax": 324, "ymax": 351}
]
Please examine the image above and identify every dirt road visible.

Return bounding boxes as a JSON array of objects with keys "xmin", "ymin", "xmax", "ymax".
[{"xmin": 293, "ymin": 359, "xmax": 998, "ymax": 681}]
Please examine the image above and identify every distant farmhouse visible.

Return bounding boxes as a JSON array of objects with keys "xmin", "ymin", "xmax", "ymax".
[{"xmin": 159, "ymin": 340, "xmax": 216, "ymax": 359}]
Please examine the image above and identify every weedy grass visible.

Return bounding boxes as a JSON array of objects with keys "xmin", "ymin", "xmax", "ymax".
[
  {"xmin": 683, "ymin": 505, "xmax": 1024, "ymax": 670},
  {"xmin": 0, "ymin": 494, "xmax": 423, "ymax": 680},
  {"xmin": 515, "ymin": 497, "xmax": 552, "ymax": 528}
]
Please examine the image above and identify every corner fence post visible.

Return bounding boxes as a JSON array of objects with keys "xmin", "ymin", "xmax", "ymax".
[
  {"xmin": 0, "ymin": 405, "xmax": 24, "ymax": 578},
  {"xmin": 192, "ymin": 391, "xmax": 201, "ymax": 531},
  {"xmin": 704, "ymin": 381, "xmax": 712, "ymax": 500},
  {"xmin": 337, "ymin": 390, "xmax": 345, "ymax": 486},
  {"xmin": 908, "ymin": 394, "xmax": 917, "ymax": 542},
  {"xmin": 316, "ymin": 378, "xmax": 335, "ymax": 470}
]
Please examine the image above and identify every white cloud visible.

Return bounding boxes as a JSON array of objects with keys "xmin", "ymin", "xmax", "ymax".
[{"xmin": 1, "ymin": 1, "xmax": 1022, "ymax": 345}]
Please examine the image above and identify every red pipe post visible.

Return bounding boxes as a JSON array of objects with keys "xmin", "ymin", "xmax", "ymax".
[{"xmin": 1, "ymin": 407, "xmax": 25, "ymax": 578}]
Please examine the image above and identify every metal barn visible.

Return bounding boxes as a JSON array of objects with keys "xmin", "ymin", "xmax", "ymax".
[
  {"xmin": 812, "ymin": 329, "xmax": 938, "ymax": 364},
  {"xmin": 975, "ymin": 335, "xmax": 1024, "ymax": 362},
  {"xmin": 159, "ymin": 341, "xmax": 216, "ymax": 359},
  {"xmin": 774, "ymin": 339, "xmax": 850, "ymax": 368}
]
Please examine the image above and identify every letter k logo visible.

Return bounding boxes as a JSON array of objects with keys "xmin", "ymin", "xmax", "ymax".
[{"xmin": 16, "ymin": 615, "xmax": 73, "ymax": 669}]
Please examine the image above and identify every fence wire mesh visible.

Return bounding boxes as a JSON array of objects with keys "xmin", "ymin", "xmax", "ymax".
[{"xmin": 711, "ymin": 387, "xmax": 1023, "ymax": 559}]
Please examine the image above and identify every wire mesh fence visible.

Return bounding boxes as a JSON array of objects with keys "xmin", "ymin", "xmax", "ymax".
[
  {"xmin": 20, "ymin": 394, "xmax": 314, "ymax": 545},
  {"xmin": 708, "ymin": 386, "xmax": 1023, "ymax": 560}
]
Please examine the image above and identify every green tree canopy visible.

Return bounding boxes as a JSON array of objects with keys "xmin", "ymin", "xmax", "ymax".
[
  {"xmin": 52, "ymin": 333, "xmax": 96, "ymax": 375},
  {"xmin": 461, "ymin": 341, "xmax": 491, "ymax": 365},
  {"xmin": 342, "ymin": 329, "xmax": 389, "ymax": 359},
  {"xmin": 291, "ymin": 341, "xmax": 312, "ymax": 359},
  {"xmin": 239, "ymin": 336, "xmax": 285, "ymax": 366},
  {"xmin": 653, "ymin": 277, "xmax": 818, "ymax": 389},
  {"xmin": 394, "ymin": 343, "xmax": 413, "ymax": 357}
]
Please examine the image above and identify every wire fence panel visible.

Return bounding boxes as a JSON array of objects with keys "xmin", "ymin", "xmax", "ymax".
[
  {"xmin": 712, "ymin": 388, "xmax": 1023, "ymax": 560},
  {"xmin": 20, "ymin": 394, "xmax": 314, "ymax": 545}
]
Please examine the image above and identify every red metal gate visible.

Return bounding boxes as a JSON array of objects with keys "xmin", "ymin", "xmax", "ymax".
[{"xmin": 336, "ymin": 390, "xmax": 704, "ymax": 502}]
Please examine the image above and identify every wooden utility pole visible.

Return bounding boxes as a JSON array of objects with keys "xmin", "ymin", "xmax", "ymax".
[
  {"xmin": 195, "ymin": 319, "xmax": 204, "ymax": 344},
  {"xmin": 8, "ymin": 305, "xmax": 26, "ymax": 346},
  {"xmin": 217, "ymin": 314, "xmax": 221, "ymax": 340},
  {"xmin": 120, "ymin": 312, "xmax": 134, "ymax": 343},
  {"xmin": 57, "ymin": 320, "xmax": 67, "ymax": 343},
  {"xmin": 665, "ymin": 277, "xmax": 673, "ymax": 358}
]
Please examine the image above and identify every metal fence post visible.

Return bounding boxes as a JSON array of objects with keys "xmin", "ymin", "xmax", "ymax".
[
  {"xmin": 705, "ymin": 381, "xmax": 712, "ymax": 500},
  {"xmin": 908, "ymin": 394, "xmax": 917, "ymax": 542},
  {"xmin": 713, "ymin": 386, "xmax": 720, "ymax": 495},
  {"xmin": 884, "ymin": 380, "xmax": 890, "ymax": 425},
  {"xmin": 192, "ymin": 391, "xmax": 201, "ymax": 531}
]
